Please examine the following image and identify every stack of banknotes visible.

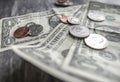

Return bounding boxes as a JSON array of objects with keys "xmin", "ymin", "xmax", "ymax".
[{"xmin": 0, "ymin": 0, "xmax": 120, "ymax": 82}]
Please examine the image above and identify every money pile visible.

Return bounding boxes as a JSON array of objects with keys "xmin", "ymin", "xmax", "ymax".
[{"xmin": 1, "ymin": 0, "xmax": 120, "ymax": 82}]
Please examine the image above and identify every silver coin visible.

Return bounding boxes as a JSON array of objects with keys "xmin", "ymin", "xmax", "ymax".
[
  {"xmin": 26, "ymin": 22, "xmax": 36, "ymax": 27},
  {"xmin": 68, "ymin": 16, "xmax": 80, "ymax": 25},
  {"xmin": 28, "ymin": 24, "xmax": 43, "ymax": 36},
  {"xmin": 69, "ymin": 25, "xmax": 90, "ymax": 38},
  {"xmin": 55, "ymin": 1, "xmax": 73, "ymax": 7},
  {"xmin": 84, "ymin": 34, "xmax": 109, "ymax": 49},
  {"xmin": 87, "ymin": 12, "xmax": 105, "ymax": 22}
]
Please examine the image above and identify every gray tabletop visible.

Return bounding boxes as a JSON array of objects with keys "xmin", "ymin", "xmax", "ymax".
[{"xmin": 0, "ymin": 0, "xmax": 120, "ymax": 82}]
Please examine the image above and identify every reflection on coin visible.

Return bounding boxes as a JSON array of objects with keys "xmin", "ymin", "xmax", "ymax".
[
  {"xmin": 69, "ymin": 25, "xmax": 90, "ymax": 38},
  {"xmin": 26, "ymin": 22, "xmax": 36, "ymax": 27},
  {"xmin": 88, "ymin": 12, "xmax": 105, "ymax": 22},
  {"xmin": 14, "ymin": 27, "xmax": 29, "ymax": 38},
  {"xmin": 84, "ymin": 34, "xmax": 109, "ymax": 49},
  {"xmin": 28, "ymin": 24, "xmax": 43, "ymax": 36},
  {"xmin": 68, "ymin": 16, "xmax": 80, "ymax": 24},
  {"xmin": 55, "ymin": 1, "xmax": 73, "ymax": 7},
  {"xmin": 60, "ymin": 16, "xmax": 68, "ymax": 24}
]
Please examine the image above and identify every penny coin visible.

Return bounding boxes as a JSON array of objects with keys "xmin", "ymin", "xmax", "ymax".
[
  {"xmin": 69, "ymin": 25, "xmax": 90, "ymax": 38},
  {"xmin": 60, "ymin": 15, "xmax": 68, "ymax": 24},
  {"xmin": 84, "ymin": 34, "xmax": 109, "ymax": 49},
  {"xmin": 68, "ymin": 16, "xmax": 80, "ymax": 24},
  {"xmin": 28, "ymin": 24, "xmax": 43, "ymax": 36},
  {"xmin": 14, "ymin": 27, "xmax": 29, "ymax": 38},
  {"xmin": 87, "ymin": 12, "xmax": 105, "ymax": 22}
]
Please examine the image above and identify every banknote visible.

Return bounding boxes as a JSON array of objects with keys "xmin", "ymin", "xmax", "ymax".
[
  {"xmin": 87, "ymin": 1, "xmax": 120, "ymax": 33},
  {"xmin": 12, "ymin": 4, "xmax": 89, "ymax": 82},
  {"xmin": 62, "ymin": 1, "xmax": 120, "ymax": 82},
  {"xmin": 0, "ymin": 5, "xmax": 83, "ymax": 52},
  {"xmin": 0, "ymin": 10, "xmax": 56, "ymax": 52},
  {"xmin": 52, "ymin": 5, "xmax": 82, "ymax": 16}
]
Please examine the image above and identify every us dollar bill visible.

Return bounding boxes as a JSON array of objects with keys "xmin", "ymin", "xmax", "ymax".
[
  {"xmin": 87, "ymin": 1, "xmax": 120, "ymax": 33},
  {"xmin": 0, "ymin": 5, "xmax": 83, "ymax": 52},
  {"xmin": 52, "ymin": 5, "xmax": 82, "ymax": 16},
  {"xmin": 62, "ymin": 1, "xmax": 120, "ymax": 82},
  {"xmin": 12, "ymin": 4, "xmax": 89, "ymax": 82},
  {"xmin": 0, "ymin": 10, "xmax": 57, "ymax": 52},
  {"xmin": 85, "ymin": 1, "xmax": 120, "ymax": 49}
]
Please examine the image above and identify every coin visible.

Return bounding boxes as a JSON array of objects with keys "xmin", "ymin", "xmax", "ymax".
[
  {"xmin": 60, "ymin": 15, "xmax": 68, "ymax": 24},
  {"xmin": 87, "ymin": 12, "xmax": 105, "ymax": 22},
  {"xmin": 55, "ymin": 1, "xmax": 73, "ymax": 7},
  {"xmin": 26, "ymin": 22, "xmax": 36, "ymax": 27},
  {"xmin": 57, "ymin": 0, "xmax": 67, "ymax": 3},
  {"xmin": 68, "ymin": 16, "xmax": 80, "ymax": 24},
  {"xmin": 69, "ymin": 25, "xmax": 90, "ymax": 38},
  {"xmin": 14, "ymin": 27, "xmax": 29, "ymax": 38},
  {"xmin": 28, "ymin": 24, "xmax": 43, "ymax": 36},
  {"xmin": 84, "ymin": 34, "xmax": 109, "ymax": 49}
]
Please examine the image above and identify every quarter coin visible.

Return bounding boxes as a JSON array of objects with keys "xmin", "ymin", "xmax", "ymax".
[
  {"xmin": 84, "ymin": 34, "xmax": 109, "ymax": 49},
  {"xmin": 69, "ymin": 25, "xmax": 90, "ymax": 38},
  {"xmin": 14, "ymin": 26, "xmax": 29, "ymax": 38},
  {"xmin": 87, "ymin": 12, "xmax": 105, "ymax": 22},
  {"xmin": 28, "ymin": 24, "xmax": 43, "ymax": 36}
]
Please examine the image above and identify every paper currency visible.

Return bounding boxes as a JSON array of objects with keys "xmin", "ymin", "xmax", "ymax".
[
  {"xmin": 0, "ymin": 5, "xmax": 82, "ymax": 52},
  {"xmin": 0, "ymin": 10, "xmax": 56, "ymax": 51},
  {"xmin": 62, "ymin": 1, "xmax": 120, "ymax": 82},
  {"xmin": 12, "ymin": 4, "xmax": 89, "ymax": 82}
]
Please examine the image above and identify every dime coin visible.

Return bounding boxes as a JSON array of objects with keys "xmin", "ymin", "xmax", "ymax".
[
  {"xmin": 14, "ymin": 27, "xmax": 29, "ymax": 38},
  {"xmin": 87, "ymin": 12, "xmax": 105, "ymax": 22},
  {"xmin": 69, "ymin": 25, "xmax": 90, "ymax": 38},
  {"xmin": 60, "ymin": 15, "xmax": 68, "ymax": 24},
  {"xmin": 84, "ymin": 34, "xmax": 109, "ymax": 49},
  {"xmin": 68, "ymin": 16, "xmax": 80, "ymax": 24},
  {"xmin": 55, "ymin": 1, "xmax": 73, "ymax": 7},
  {"xmin": 28, "ymin": 24, "xmax": 43, "ymax": 36}
]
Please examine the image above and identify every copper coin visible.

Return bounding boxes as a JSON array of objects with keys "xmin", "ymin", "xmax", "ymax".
[
  {"xmin": 14, "ymin": 26, "xmax": 29, "ymax": 38},
  {"xmin": 57, "ymin": 0, "xmax": 67, "ymax": 3},
  {"xmin": 60, "ymin": 16, "xmax": 68, "ymax": 24}
]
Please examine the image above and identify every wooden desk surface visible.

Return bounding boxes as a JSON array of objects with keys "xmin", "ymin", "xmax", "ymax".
[{"xmin": 0, "ymin": 0, "xmax": 120, "ymax": 82}]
